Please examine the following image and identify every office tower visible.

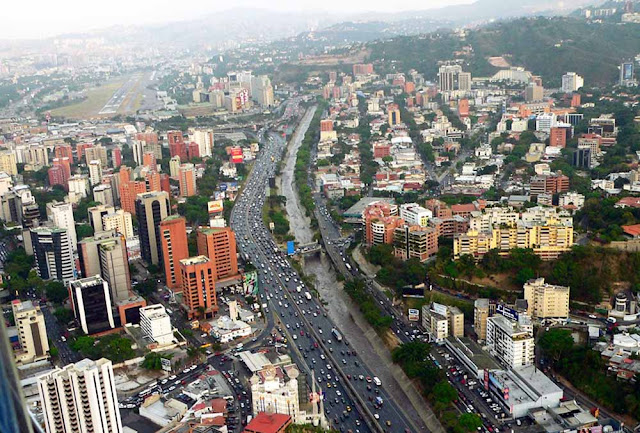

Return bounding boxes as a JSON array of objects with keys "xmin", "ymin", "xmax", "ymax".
[
  {"xmin": 46, "ymin": 200, "xmax": 78, "ymax": 252},
  {"xmin": 78, "ymin": 232, "xmax": 131, "ymax": 301},
  {"xmin": 11, "ymin": 299, "xmax": 49, "ymax": 365},
  {"xmin": 139, "ymin": 304, "xmax": 173, "ymax": 345},
  {"xmin": 84, "ymin": 145, "xmax": 108, "ymax": 167},
  {"xmin": 93, "ymin": 184, "xmax": 114, "ymax": 207},
  {"xmin": 136, "ymin": 191, "xmax": 170, "ymax": 265},
  {"xmin": 0, "ymin": 318, "xmax": 34, "ymax": 433},
  {"xmin": 169, "ymin": 156, "xmax": 181, "ymax": 178},
  {"xmin": 87, "ymin": 204, "xmax": 116, "ymax": 234},
  {"xmin": 0, "ymin": 150, "xmax": 17, "ymax": 176},
  {"xmin": 118, "ymin": 180, "xmax": 146, "ymax": 215},
  {"xmin": 197, "ymin": 227, "xmax": 239, "ymax": 280},
  {"xmin": 69, "ymin": 276, "xmax": 116, "ymax": 335},
  {"xmin": 178, "ymin": 163, "xmax": 197, "ymax": 197},
  {"xmin": 251, "ymin": 75, "xmax": 275, "ymax": 107},
  {"xmin": 160, "ymin": 216, "xmax": 189, "ymax": 290},
  {"xmin": 190, "ymin": 128, "xmax": 214, "ymax": 157},
  {"xmin": 30, "ymin": 227, "xmax": 74, "ymax": 282},
  {"xmin": 523, "ymin": 277, "xmax": 570, "ymax": 320},
  {"xmin": 38, "ymin": 358, "xmax": 123, "ymax": 433},
  {"xmin": 561, "ymin": 72, "xmax": 584, "ymax": 93},
  {"xmin": 525, "ymin": 83, "xmax": 544, "ymax": 102},
  {"xmin": 102, "ymin": 209, "xmax": 134, "ymax": 239},
  {"xmin": 573, "ymin": 147, "xmax": 592, "ymax": 169},
  {"xmin": 387, "ymin": 103, "xmax": 401, "ymax": 126},
  {"xmin": 88, "ymin": 160, "xmax": 102, "ymax": 186},
  {"xmin": 549, "ymin": 127, "xmax": 567, "ymax": 148},
  {"xmin": 180, "ymin": 256, "xmax": 217, "ymax": 319},
  {"xmin": 438, "ymin": 63, "xmax": 471, "ymax": 92}
]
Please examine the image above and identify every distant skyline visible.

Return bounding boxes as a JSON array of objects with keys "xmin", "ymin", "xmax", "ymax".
[{"xmin": 3, "ymin": 0, "xmax": 475, "ymax": 40}]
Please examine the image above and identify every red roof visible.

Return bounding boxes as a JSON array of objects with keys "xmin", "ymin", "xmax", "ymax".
[
  {"xmin": 622, "ymin": 224, "xmax": 640, "ymax": 238},
  {"xmin": 617, "ymin": 197, "xmax": 640, "ymax": 209},
  {"xmin": 243, "ymin": 413, "xmax": 292, "ymax": 433},
  {"xmin": 451, "ymin": 203, "xmax": 477, "ymax": 213}
]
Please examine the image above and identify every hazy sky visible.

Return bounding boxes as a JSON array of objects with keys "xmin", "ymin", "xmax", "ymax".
[{"xmin": 3, "ymin": 0, "xmax": 474, "ymax": 40}]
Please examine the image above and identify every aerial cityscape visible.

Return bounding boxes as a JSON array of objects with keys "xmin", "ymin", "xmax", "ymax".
[{"xmin": 1, "ymin": 1, "xmax": 640, "ymax": 433}]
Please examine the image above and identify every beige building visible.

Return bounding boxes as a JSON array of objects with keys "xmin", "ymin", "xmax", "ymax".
[
  {"xmin": 88, "ymin": 160, "xmax": 103, "ymax": 186},
  {"xmin": 38, "ymin": 358, "xmax": 123, "ymax": 433},
  {"xmin": 473, "ymin": 298, "xmax": 496, "ymax": 343},
  {"xmin": 523, "ymin": 278, "xmax": 570, "ymax": 320},
  {"xmin": 12, "ymin": 300, "xmax": 49, "ymax": 365},
  {"xmin": 421, "ymin": 302, "xmax": 464, "ymax": 342},
  {"xmin": 0, "ymin": 150, "xmax": 17, "ymax": 176},
  {"xmin": 102, "ymin": 209, "xmax": 134, "ymax": 239},
  {"xmin": 85, "ymin": 145, "xmax": 108, "ymax": 167},
  {"xmin": 87, "ymin": 204, "xmax": 116, "ymax": 234}
]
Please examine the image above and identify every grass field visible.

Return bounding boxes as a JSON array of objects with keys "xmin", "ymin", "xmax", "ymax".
[{"xmin": 50, "ymin": 78, "xmax": 127, "ymax": 119}]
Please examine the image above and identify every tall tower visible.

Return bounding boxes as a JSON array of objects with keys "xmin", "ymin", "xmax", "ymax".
[
  {"xmin": 160, "ymin": 216, "xmax": 189, "ymax": 290},
  {"xmin": 38, "ymin": 358, "xmax": 123, "ymax": 433},
  {"xmin": 179, "ymin": 256, "xmax": 217, "ymax": 319},
  {"xmin": 136, "ymin": 191, "xmax": 170, "ymax": 266},
  {"xmin": 196, "ymin": 227, "xmax": 239, "ymax": 280}
]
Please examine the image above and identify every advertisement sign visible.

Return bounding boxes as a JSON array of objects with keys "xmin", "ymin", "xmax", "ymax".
[
  {"xmin": 484, "ymin": 370, "xmax": 490, "ymax": 391},
  {"xmin": 161, "ymin": 358, "xmax": 172, "ymax": 372},
  {"xmin": 220, "ymin": 183, "xmax": 228, "ymax": 191},
  {"xmin": 408, "ymin": 309, "xmax": 420, "ymax": 322},
  {"xmin": 623, "ymin": 62, "xmax": 634, "ymax": 81},
  {"xmin": 432, "ymin": 302, "xmax": 448, "ymax": 317},
  {"xmin": 242, "ymin": 270, "xmax": 259, "ymax": 295},
  {"xmin": 496, "ymin": 304, "xmax": 519, "ymax": 321},
  {"xmin": 287, "ymin": 241, "xmax": 295, "ymax": 255},
  {"xmin": 231, "ymin": 147, "xmax": 244, "ymax": 164},
  {"xmin": 208, "ymin": 200, "xmax": 224, "ymax": 214}
]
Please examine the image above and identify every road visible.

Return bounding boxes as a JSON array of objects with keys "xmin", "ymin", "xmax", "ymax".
[{"xmin": 230, "ymin": 104, "xmax": 415, "ymax": 433}]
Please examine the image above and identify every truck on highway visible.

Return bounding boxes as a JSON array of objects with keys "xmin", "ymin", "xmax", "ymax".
[
  {"xmin": 331, "ymin": 328, "xmax": 343, "ymax": 342},
  {"xmin": 305, "ymin": 292, "xmax": 312, "ymax": 301}
]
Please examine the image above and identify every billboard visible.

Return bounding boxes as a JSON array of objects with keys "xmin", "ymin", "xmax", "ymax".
[
  {"xmin": 231, "ymin": 147, "xmax": 244, "ymax": 164},
  {"xmin": 208, "ymin": 200, "xmax": 224, "ymax": 214},
  {"xmin": 242, "ymin": 270, "xmax": 259, "ymax": 295},
  {"xmin": 496, "ymin": 304, "xmax": 519, "ymax": 321},
  {"xmin": 622, "ymin": 62, "xmax": 634, "ymax": 81},
  {"xmin": 161, "ymin": 358, "xmax": 172, "ymax": 372},
  {"xmin": 408, "ymin": 309, "xmax": 420, "ymax": 322},
  {"xmin": 287, "ymin": 241, "xmax": 295, "ymax": 255},
  {"xmin": 432, "ymin": 302, "xmax": 448, "ymax": 317}
]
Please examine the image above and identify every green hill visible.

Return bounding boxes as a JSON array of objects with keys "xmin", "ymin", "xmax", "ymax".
[{"xmin": 367, "ymin": 17, "xmax": 640, "ymax": 86}]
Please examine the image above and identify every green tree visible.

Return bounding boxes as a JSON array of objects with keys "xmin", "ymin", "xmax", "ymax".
[
  {"xmin": 46, "ymin": 281, "xmax": 69, "ymax": 305},
  {"xmin": 432, "ymin": 380, "xmax": 458, "ymax": 406},
  {"xmin": 539, "ymin": 328, "xmax": 574, "ymax": 365},
  {"xmin": 457, "ymin": 414, "xmax": 483, "ymax": 433}
]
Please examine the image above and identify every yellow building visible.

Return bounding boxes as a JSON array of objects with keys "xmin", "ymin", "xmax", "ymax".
[
  {"xmin": 0, "ymin": 150, "xmax": 17, "ymax": 176},
  {"xmin": 523, "ymin": 278, "xmax": 570, "ymax": 319}
]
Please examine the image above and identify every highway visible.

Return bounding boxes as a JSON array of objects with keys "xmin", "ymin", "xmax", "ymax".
[{"xmin": 230, "ymin": 104, "xmax": 415, "ymax": 433}]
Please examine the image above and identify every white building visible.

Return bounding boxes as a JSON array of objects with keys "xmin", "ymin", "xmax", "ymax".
[
  {"xmin": 561, "ymin": 72, "xmax": 584, "ymax": 93},
  {"xmin": 399, "ymin": 203, "xmax": 432, "ymax": 227},
  {"xmin": 46, "ymin": 200, "xmax": 78, "ymax": 252},
  {"xmin": 559, "ymin": 192, "xmax": 585, "ymax": 210},
  {"xmin": 190, "ymin": 129, "xmax": 214, "ymax": 158},
  {"xmin": 68, "ymin": 175, "xmax": 90, "ymax": 203},
  {"xmin": 210, "ymin": 316, "xmax": 251, "ymax": 343},
  {"xmin": 11, "ymin": 299, "xmax": 49, "ymax": 365},
  {"xmin": 88, "ymin": 160, "xmax": 103, "ymax": 186},
  {"xmin": 38, "ymin": 358, "xmax": 123, "ymax": 433},
  {"xmin": 139, "ymin": 304, "xmax": 174, "ymax": 346},
  {"xmin": 536, "ymin": 113, "xmax": 557, "ymax": 133},
  {"xmin": 486, "ymin": 314, "xmax": 535, "ymax": 369}
]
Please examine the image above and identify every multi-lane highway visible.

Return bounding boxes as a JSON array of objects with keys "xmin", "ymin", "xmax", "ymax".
[{"xmin": 230, "ymin": 106, "xmax": 415, "ymax": 433}]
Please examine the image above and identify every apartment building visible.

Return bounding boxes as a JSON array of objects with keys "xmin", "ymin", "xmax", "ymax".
[
  {"xmin": 160, "ymin": 216, "xmax": 189, "ymax": 290},
  {"xmin": 196, "ymin": 227, "xmax": 239, "ymax": 280},
  {"xmin": 11, "ymin": 300, "xmax": 49, "ymax": 365},
  {"xmin": 473, "ymin": 298, "xmax": 496, "ymax": 343},
  {"xmin": 486, "ymin": 314, "xmax": 534, "ymax": 369},
  {"xmin": 421, "ymin": 302, "xmax": 464, "ymax": 342},
  {"xmin": 523, "ymin": 278, "xmax": 570, "ymax": 320},
  {"xmin": 38, "ymin": 358, "xmax": 123, "ymax": 433},
  {"xmin": 180, "ymin": 256, "xmax": 218, "ymax": 319},
  {"xmin": 393, "ymin": 225, "xmax": 438, "ymax": 262},
  {"xmin": 399, "ymin": 203, "xmax": 432, "ymax": 227}
]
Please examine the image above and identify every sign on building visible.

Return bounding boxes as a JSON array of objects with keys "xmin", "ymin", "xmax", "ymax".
[{"xmin": 408, "ymin": 309, "xmax": 420, "ymax": 321}]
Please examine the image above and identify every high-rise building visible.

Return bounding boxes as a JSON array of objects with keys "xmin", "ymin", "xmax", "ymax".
[
  {"xmin": 178, "ymin": 163, "xmax": 197, "ymax": 197},
  {"xmin": 52, "ymin": 157, "xmax": 71, "ymax": 186},
  {"xmin": 620, "ymin": 62, "xmax": 636, "ymax": 87},
  {"xmin": 473, "ymin": 298, "xmax": 494, "ymax": 343},
  {"xmin": 69, "ymin": 276, "xmax": 116, "ymax": 335},
  {"xmin": 142, "ymin": 152, "xmax": 157, "ymax": 172},
  {"xmin": 421, "ymin": 302, "xmax": 464, "ymax": 342},
  {"xmin": 47, "ymin": 166, "xmax": 66, "ymax": 190},
  {"xmin": 0, "ymin": 317, "xmax": 34, "ymax": 433},
  {"xmin": 119, "ymin": 180, "xmax": 146, "ymax": 215},
  {"xmin": 180, "ymin": 256, "xmax": 217, "ymax": 319},
  {"xmin": 145, "ymin": 170, "xmax": 162, "ymax": 193},
  {"xmin": 46, "ymin": 200, "xmax": 78, "ymax": 252},
  {"xmin": 352, "ymin": 63, "xmax": 374, "ymax": 76},
  {"xmin": 93, "ymin": 184, "xmax": 115, "ymax": 207},
  {"xmin": 38, "ymin": 358, "xmax": 123, "ymax": 433},
  {"xmin": 561, "ymin": 72, "xmax": 584, "ymax": 93},
  {"xmin": 85, "ymin": 145, "xmax": 108, "ymax": 167},
  {"xmin": 168, "ymin": 131, "xmax": 187, "ymax": 161},
  {"xmin": 190, "ymin": 128, "xmax": 214, "ymax": 158},
  {"xmin": 160, "ymin": 216, "xmax": 189, "ymax": 290},
  {"xmin": 112, "ymin": 147, "xmax": 122, "ymax": 168},
  {"xmin": 523, "ymin": 278, "xmax": 570, "ymax": 320},
  {"xmin": 88, "ymin": 160, "xmax": 102, "ymax": 186},
  {"xmin": 30, "ymin": 227, "xmax": 74, "ymax": 282},
  {"xmin": 68, "ymin": 175, "xmax": 89, "ymax": 201},
  {"xmin": 387, "ymin": 103, "xmax": 401, "ymax": 126},
  {"xmin": 549, "ymin": 128, "xmax": 567, "ymax": 148},
  {"xmin": 0, "ymin": 150, "xmax": 17, "ymax": 176},
  {"xmin": 251, "ymin": 75, "xmax": 275, "ymax": 107},
  {"xmin": 399, "ymin": 203, "xmax": 432, "ymax": 227},
  {"xmin": 139, "ymin": 304, "xmax": 173, "ymax": 346},
  {"xmin": 438, "ymin": 64, "xmax": 471, "ymax": 92},
  {"xmin": 102, "ymin": 209, "xmax": 134, "ymax": 239},
  {"xmin": 54, "ymin": 144, "xmax": 74, "ymax": 162},
  {"xmin": 196, "ymin": 227, "xmax": 239, "ymax": 280},
  {"xmin": 78, "ymin": 232, "xmax": 131, "ymax": 301},
  {"xmin": 11, "ymin": 299, "xmax": 49, "ymax": 365},
  {"xmin": 525, "ymin": 83, "xmax": 544, "ymax": 102},
  {"xmin": 136, "ymin": 191, "xmax": 170, "ymax": 265},
  {"xmin": 393, "ymin": 225, "xmax": 438, "ymax": 262},
  {"xmin": 88, "ymin": 204, "xmax": 116, "ymax": 234},
  {"xmin": 572, "ymin": 147, "xmax": 592, "ymax": 169},
  {"xmin": 486, "ymin": 314, "xmax": 534, "ymax": 369},
  {"xmin": 169, "ymin": 156, "xmax": 181, "ymax": 178}
]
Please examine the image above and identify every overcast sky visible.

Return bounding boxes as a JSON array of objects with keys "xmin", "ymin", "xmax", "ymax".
[{"xmin": 3, "ymin": 0, "xmax": 474, "ymax": 40}]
